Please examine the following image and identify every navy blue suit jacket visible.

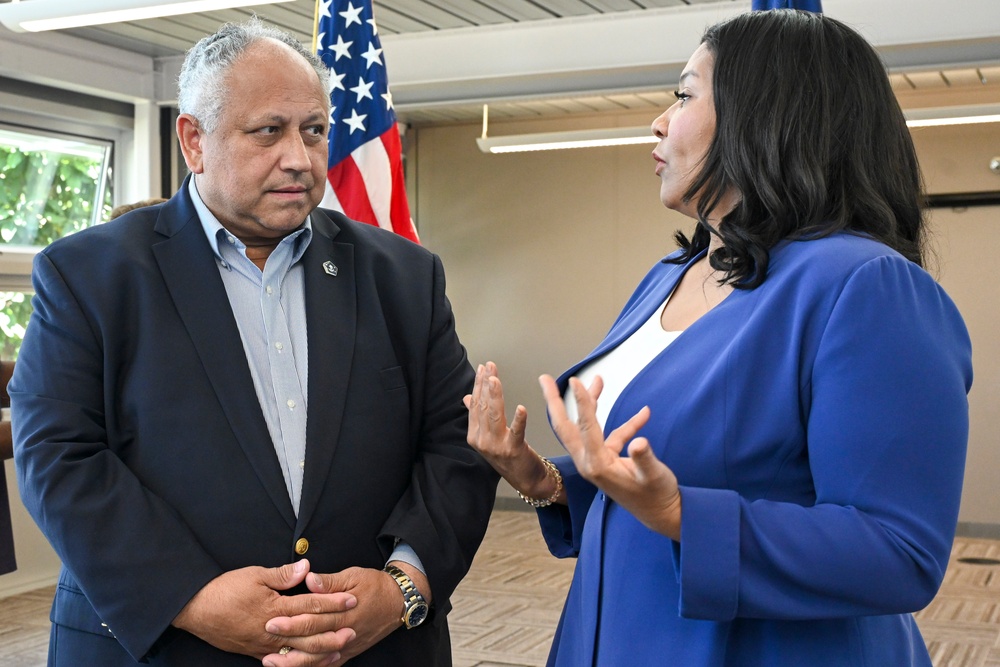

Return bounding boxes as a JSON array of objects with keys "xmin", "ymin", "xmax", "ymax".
[
  {"xmin": 11, "ymin": 183, "xmax": 497, "ymax": 665},
  {"xmin": 0, "ymin": 464, "xmax": 14, "ymax": 575}
]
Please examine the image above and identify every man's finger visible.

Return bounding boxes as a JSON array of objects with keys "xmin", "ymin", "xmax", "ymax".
[
  {"xmin": 261, "ymin": 559, "xmax": 310, "ymax": 592},
  {"xmin": 262, "ymin": 628, "xmax": 355, "ymax": 666}
]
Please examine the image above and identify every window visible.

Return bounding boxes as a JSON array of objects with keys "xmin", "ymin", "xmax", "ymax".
[{"xmin": 0, "ymin": 124, "xmax": 114, "ymax": 358}]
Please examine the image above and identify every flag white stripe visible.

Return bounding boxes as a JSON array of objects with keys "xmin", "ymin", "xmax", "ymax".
[
  {"xmin": 351, "ymin": 138, "xmax": 394, "ymax": 232},
  {"xmin": 319, "ymin": 179, "xmax": 343, "ymax": 212}
]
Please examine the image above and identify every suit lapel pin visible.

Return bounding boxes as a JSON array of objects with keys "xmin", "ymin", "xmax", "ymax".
[{"xmin": 323, "ymin": 260, "xmax": 338, "ymax": 277}]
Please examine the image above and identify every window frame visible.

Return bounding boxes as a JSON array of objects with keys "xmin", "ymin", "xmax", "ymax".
[{"xmin": 0, "ymin": 96, "xmax": 132, "ymax": 293}]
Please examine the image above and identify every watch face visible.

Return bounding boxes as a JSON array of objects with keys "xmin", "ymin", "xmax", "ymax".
[{"xmin": 405, "ymin": 602, "xmax": 429, "ymax": 628}]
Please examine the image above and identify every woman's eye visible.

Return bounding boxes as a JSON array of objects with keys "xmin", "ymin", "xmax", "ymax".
[{"xmin": 673, "ymin": 90, "xmax": 691, "ymax": 105}]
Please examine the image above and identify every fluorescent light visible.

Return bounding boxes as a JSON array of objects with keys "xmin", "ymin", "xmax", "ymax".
[
  {"xmin": 477, "ymin": 126, "xmax": 656, "ymax": 154},
  {"xmin": 0, "ymin": 0, "xmax": 294, "ymax": 33},
  {"xmin": 905, "ymin": 104, "xmax": 1000, "ymax": 128},
  {"xmin": 906, "ymin": 114, "xmax": 1000, "ymax": 128},
  {"xmin": 473, "ymin": 101, "xmax": 1000, "ymax": 155}
]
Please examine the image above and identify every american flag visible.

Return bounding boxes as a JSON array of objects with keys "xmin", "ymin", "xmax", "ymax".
[{"xmin": 314, "ymin": 0, "xmax": 419, "ymax": 243}]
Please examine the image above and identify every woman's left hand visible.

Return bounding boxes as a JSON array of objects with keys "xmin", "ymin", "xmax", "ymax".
[{"xmin": 539, "ymin": 374, "xmax": 683, "ymax": 541}]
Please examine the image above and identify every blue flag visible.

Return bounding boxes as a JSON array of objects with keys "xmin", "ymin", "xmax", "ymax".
[{"xmin": 752, "ymin": 0, "xmax": 823, "ymax": 10}]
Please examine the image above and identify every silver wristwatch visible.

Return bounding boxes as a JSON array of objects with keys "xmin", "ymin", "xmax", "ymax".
[{"xmin": 383, "ymin": 564, "xmax": 429, "ymax": 629}]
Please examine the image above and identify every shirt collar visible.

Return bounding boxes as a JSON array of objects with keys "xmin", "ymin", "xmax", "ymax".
[{"xmin": 188, "ymin": 175, "xmax": 313, "ymax": 263}]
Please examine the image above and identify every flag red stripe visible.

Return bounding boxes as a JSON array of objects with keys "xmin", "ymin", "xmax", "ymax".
[
  {"xmin": 380, "ymin": 128, "xmax": 418, "ymax": 242},
  {"xmin": 327, "ymin": 158, "xmax": 379, "ymax": 227}
]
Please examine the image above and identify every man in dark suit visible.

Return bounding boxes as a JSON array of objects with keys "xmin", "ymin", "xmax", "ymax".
[
  {"xmin": 2, "ymin": 361, "xmax": 17, "ymax": 575},
  {"xmin": 10, "ymin": 18, "xmax": 497, "ymax": 666},
  {"xmin": 0, "ymin": 451, "xmax": 14, "ymax": 576}
]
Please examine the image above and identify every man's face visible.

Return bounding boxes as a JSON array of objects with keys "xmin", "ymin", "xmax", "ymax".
[{"xmin": 178, "ymin": 39, "xmax": 329, "ymax": 243}]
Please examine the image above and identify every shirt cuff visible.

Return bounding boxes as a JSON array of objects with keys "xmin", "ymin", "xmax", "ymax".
[{"xmin": 387, "ymin": 540, "xmax": 426, "ymax": 576}]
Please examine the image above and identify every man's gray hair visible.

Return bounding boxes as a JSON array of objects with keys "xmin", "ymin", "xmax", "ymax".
[{"xmin": 177, "ymin": 16, "xmax": 331, "ymax": 133}]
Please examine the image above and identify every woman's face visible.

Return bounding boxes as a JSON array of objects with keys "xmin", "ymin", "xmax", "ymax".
[{"xmin": 651, "ymin": 44, "xmax": 718, "ymax": 220}]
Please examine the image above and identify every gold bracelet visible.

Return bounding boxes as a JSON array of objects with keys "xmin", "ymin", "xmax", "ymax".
[{"xmin": 516, "ymin": 456, "xmax": 563, "ymax": 508}]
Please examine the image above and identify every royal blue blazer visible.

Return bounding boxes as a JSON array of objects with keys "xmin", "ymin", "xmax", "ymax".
[{"xmin": 538, "ymin": 234, "xmax": 972, "ymax": 666}]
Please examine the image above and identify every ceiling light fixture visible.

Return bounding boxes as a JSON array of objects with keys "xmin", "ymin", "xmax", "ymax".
[
  {"xmin": 477, "ymin": 127, "xmax": 658, "ymax": 154},
  {"xmin": 0, "ymin": 0, "xmax": 294, "ymax": 33},
  {"xmin": 476, "ymin": 104, "xmax": 655, "ymax": 154},
  {"xmin": 904, "ymin": 104, "xmax": 1000, "ymax": 128}
]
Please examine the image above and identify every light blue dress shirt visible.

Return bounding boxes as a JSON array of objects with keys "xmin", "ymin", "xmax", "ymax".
[{"xmin": 188, "ymin": 177, "xmax": 424, "ymax": 574}]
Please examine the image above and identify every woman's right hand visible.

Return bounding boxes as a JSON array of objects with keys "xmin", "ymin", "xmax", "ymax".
[{"xmin": 464, "ymin": 362, "xmax": 561, "ymax": 503}]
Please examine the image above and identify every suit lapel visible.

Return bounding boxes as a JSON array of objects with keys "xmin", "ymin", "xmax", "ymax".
[
  {"xmin": 151, "ymin": 188, "xmax": 296, "ymax": 529},
  {"xmin": 296, "ymin": 212, "xmax": 357, "ymax": 533}
]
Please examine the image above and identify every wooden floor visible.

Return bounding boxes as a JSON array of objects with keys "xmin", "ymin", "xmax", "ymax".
[{"xmin": 1, "ymin": 510, "xmax": 998, "ymax": 666}]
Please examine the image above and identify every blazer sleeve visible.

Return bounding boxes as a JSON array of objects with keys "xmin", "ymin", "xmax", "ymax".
[
  {"xmin": 11, "ymin": 251, "xmax": 223, "ymax": 660},
  {"xmin": 378, "ymin": 253, "xmax": 499, "ymax": 611},
  {"xmin": 677, "ymin": 255, "xmax": 972, "ymax": 621},
  {"xmin": 536, "ymin": 455, "xmax": 597, "ymax": 558}
]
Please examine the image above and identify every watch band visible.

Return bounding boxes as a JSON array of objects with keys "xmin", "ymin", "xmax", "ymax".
[{"xmin": 383, "ymin": 564, "xmax": 429, "ymax": 629}]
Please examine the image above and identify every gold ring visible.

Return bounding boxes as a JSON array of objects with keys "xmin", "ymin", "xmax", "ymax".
[{"xmin": 279, "ymin": 646, "xmax": 293, "ymax": 655}]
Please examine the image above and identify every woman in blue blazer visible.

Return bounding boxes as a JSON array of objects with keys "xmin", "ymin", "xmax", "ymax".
[{"xmin": 466, "ymin": 10, "xmax": 971, "ymax": 667}]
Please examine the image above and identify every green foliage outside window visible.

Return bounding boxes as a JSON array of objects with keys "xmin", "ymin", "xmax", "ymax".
[{"xmin": 0, "ymin": 141, "xmax": 113, "ymax": 359}]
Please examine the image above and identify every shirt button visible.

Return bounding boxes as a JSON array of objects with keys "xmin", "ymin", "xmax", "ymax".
[
  {"xmin": 286, "ymin": 399, "xmax": 296, "ymax": 409},
  {"xmin": 295, "ymin": 538, "xmax": 309, "ymax": 555},
  {"xmin": 266, "ymin": 286, "xmax": 273, "ymax": 295},
  {"xmin": 275, "ymin": 341, "xmax": 283, "ymax": 350},
  {"xmin": 299, "ymin": 460, "xmax": 305, "ymax": 470},
  {"xmin": 227, "ymin": 235, "xmax": 236, "ymax": 244}
]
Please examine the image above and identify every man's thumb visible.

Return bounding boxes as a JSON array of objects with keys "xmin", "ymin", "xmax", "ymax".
[{"xmin": 263, "ymin": 558, "xmax": 310, "ymax": 591}]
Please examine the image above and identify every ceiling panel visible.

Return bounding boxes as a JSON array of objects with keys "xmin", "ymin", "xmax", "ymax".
[
  {"xmin": 411, "ymin": 0, "xmax": 518, "ymax": 24},
  {"xmin": 478, "ymin": 0, "xmax": 559, "ymax": 21},
  {"xmin": 380, "ymin": 0, "xmax": 476, "ymax": 28},
  {"xmin": 941, "ymin": 68, "xmax": 987, "ymax": 86},
  {"xmin": 905, "ymin": 70, "xmax": 950, "ymax": 89},
  {"xmin": 528, "ymin": 0, "xmax": 610, "ymax": 17}
]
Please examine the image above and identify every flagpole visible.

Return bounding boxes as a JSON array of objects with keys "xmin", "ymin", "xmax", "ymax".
[{"xmin": 311, "ymin": 0, "xmax": 319, "ymax": 52}]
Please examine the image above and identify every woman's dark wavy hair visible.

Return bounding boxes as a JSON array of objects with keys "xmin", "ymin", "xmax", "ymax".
[{"xmin": 668, "ymin": 9, "xmax": 925, "ymax": 288}]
